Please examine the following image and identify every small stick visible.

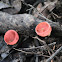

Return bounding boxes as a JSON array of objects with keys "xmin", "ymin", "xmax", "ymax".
[
  {"xmin": 46, "ymin": 46, "xmax": 62, "ymax": 62},
  {"xmin": 22, "ymin": 42, "xmax": 56, "ymax": 50},
  {"xmin": 33, "ymin": 36, "xmax": 46, "ymax": 44},
  {"xmin": 51, "ymin": 60, "xmax": 53, "ymax": 62},
  {"xmin": 53, "ymin": 45, "xmax": 55, "ymax": 50},
  {"xmin": 33, "ymin": 36, "xmax": 54, "ymax": 54},
  {"xmin": 13, "ymin": 48, "xmax": 50, "ymax": 57},
  {"xmin": 51, "ymin": 12, "xmax": 62, "ymax": 18},
  {"xmin": 35, "ymin": 55, "xmax": 38, "ymax": 62}
]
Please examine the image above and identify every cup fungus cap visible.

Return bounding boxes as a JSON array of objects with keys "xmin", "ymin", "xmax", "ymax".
[
  {"xmin": 4, "ymin": 30, "xmax": 19, "ymax": 45},
  {"xmin": 35, "ymin": 22, "xmax": 52, "ymax": 37}
]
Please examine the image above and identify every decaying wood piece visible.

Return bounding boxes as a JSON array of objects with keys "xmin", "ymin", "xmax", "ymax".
[
  {"xmin": 33, "ymin": 0, "xmax": 58, "ymax": 18},
  {"xmin": 1, "ymin": 0, "xmax": 22, "ymax": 14},
  {"xmin": 0, "ymin": 11, "xmax": 62, "ymax": 36}
]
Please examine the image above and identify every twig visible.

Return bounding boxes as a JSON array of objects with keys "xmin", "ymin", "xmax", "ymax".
[
  {"xmin": 35, "ymin": 55, "xmax": 38, "ymax": 62},
  {"xmin": 33, "ymin": 36, "xmax": 54, "ymax": 54},
  {"xmin": 21, "ymin": 1, "xmax": 34, "ymax": 8},
  {"xmin": 48, "ymin": 50, "xmax": 51, "ymax": 56},
  {"xmin": 13, "ymin": 48, "xmax": 36, "ymax": 54},
  {"xmin": 33, "ymin": 36, "xmax": 46, "ymax": 44},
  {"xmin": 53, "ymin": 45, "xmax": 55, "ymax": 50},
  {"xmin": 46, "ymin": 46, "xmax": 62, "ymax": 62},
  {"xmin": 22, "ymin": 42, "xmax": 56, "ymax": 50},
  {"xmin": 37, "ymin": 54, "xmax": 50, "ymax": 57},
  {"xmin": 51, "ymin": 12, "xmax": 62, "ymax": 18},
  {"xmin": 51, "ymin": 60, "xmax": 53, "ymax": 62},
  {"xmin": 13, "ymin": 48, "xmax": 49, "ymax": 57}
]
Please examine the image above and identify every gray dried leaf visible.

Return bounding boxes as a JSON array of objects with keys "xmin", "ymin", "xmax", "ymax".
[{"xmin": 0, "ymin": 1, "xmax": 11, "ymax": 9}]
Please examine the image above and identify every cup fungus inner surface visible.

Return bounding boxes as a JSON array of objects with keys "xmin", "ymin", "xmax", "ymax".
[
  {"xmin": 5, "ymin": 31, "xmax": 15, "ymax": 43},
  {"xmin": 4, "ymin": 30, "xmax": 19, "ymax": 45},
  {"xmin": 35, "ymin": 22, "xmax": 51, "ymax": 37},
  {"xmin": 38, "ymin": 24, "xmax": 47, "ymax": 32}
]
